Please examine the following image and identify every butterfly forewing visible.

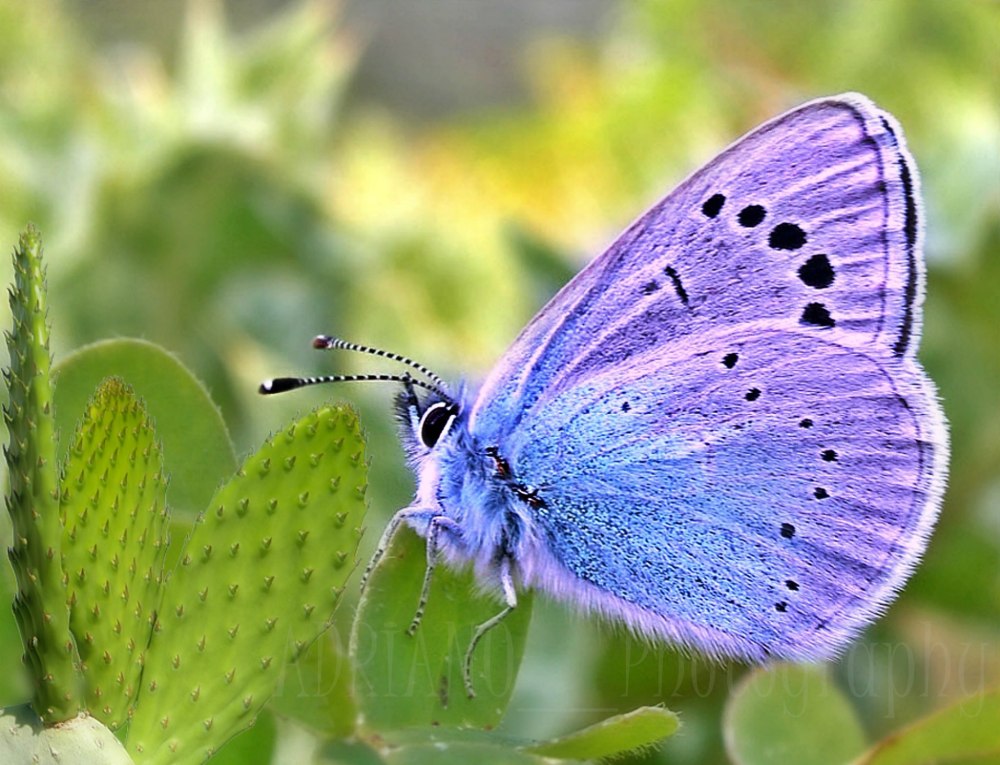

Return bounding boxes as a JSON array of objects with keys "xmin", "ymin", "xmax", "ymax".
[{"xmin": 470, "ymin": 94, "xmax": 923, "ymax": 442}]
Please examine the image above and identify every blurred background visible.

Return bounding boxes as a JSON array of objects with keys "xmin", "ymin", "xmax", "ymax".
[{"xmin": 0, "ymin": 0, "xmax": 997, "ymax": 762}]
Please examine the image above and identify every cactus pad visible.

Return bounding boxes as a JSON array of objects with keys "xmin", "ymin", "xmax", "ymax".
[
  {"xmin": 3, "ymin": 226, "xmax": 82, "ymax": 721},
  {"xmin": 0, "ymin": 705, "xmax": 134, "ymax": 765},
  {"xmin": 60, "ymin": 378, "xmax": 169, "ymax": 729},
  {"xmin": 126, "ymin": 405, "xmax": 367, "ymax": 765}
]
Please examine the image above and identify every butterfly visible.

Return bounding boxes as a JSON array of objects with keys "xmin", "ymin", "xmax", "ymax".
[{"xmin": 261, "ymin": 93, "xmax": 948, "ymax": 698}]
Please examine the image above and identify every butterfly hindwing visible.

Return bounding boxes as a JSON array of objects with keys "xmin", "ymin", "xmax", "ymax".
[{"xmin": 507, "ymin": 326, "xmax": 944, "ymax": 659}]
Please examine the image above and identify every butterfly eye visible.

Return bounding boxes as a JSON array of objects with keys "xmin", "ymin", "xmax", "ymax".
[{"xmin": 418, "ymin": 402, "xmax": 458, "ymax": 449}]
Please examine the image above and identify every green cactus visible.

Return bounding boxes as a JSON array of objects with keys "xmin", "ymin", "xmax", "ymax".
[
  {"xmin": 3, "ymin": 226, "xmax": 371, "ymax": 763},
  {"xmin": 126, "ymin": 406, "xmax": 367, "ymax": 765},
  {"xmin": 0, "ymin": 704, "xmax": 133, "ymax": 764},
  {"xmin": 3, "ymin": 225, "xmax": 83, "ymax": 722},
  {"xmin": 59, "ymin": 378, "xmax": 169, "ymax": 729}
]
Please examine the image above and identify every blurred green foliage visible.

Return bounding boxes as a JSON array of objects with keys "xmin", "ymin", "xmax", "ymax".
[{"xmin": 1, "ymin": 0, "xmax": 997, "ymax": 762}]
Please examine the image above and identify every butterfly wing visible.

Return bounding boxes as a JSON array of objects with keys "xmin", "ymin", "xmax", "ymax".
[
  {"xmin": 464, "ymin": 93, "xmax": 946, "ymax": 658},
  {"xmin": 506, "ymin": 325, "xmax": 945, "ymax": 659},
  {"xmin": 469, "ymin": 93, "xmax": 924, "ymax": 441}
]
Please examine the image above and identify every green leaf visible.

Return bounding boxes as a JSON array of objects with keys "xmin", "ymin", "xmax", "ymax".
[
  {"xmin": 315, "ymin": 739, "xmax": 387, "ymax": 765},
  {"xmin": 204, "ymin": 707, "xmax": 277, "ymax": 765},
  {"xmin": 268, "ymin": 628, "xmax": 357, "ymax": 738},
  {"xmin": 351, "ymin": 527, "xmax": 533, "ymax": 731},
  {"xmin": 384, "ymin": 742, "xmax": 553, "ymax": 765},
  {"xmin": 724, "ymin": 663, "xmax": 867, "ymax": 765},
  {"xmin": 52, "ymin": 338, "xmax": 236, "ymax": 518},
  {"xmin": 524, "ymin": 705, "xmax": 679, "ymax": 760},
  {"xmin": 60, "ymin": 378, "xmax": 169, "ymax": 730},
  {"xmin": 316, "ymin": 732, "xmax": 559, "ymax": 765},
  {"xmin": 3, "ymin": 225, "xmax": 82, "ymax": 721},
  {"xmin": 126, "ymin": 405, "xmax": 367, "ymax": 765},
  {"xmin": 854, "ymin": 687, "xmax": 1000, "ymax": 765},
  {"xmin": 355, "ymin": 731, "xmax": 556, "ymax": 765}
]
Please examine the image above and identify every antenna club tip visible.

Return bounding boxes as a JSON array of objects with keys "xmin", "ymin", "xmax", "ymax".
[
  {"xmin": 259, "ymin": 378, "xmax": 302, "ymax": 395},
  {"xmin": 313, "ymin": 335, "xmax": 334, "ymax": 349}
]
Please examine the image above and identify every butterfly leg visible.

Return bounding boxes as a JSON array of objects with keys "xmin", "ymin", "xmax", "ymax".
[
  {"xmin": 359, "ymin": 505, "xmax": 439, "ymax": 593},
  {"xmin": 463, "ymin": 555, "xmax": 517, "ymax": 699},
  {"xmin": 407, "ymin": 514, "xmax": 462, "ymax": 635}
]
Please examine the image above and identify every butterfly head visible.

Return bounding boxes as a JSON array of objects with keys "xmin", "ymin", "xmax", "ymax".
[{"xmin": 394, "ymin": 379, "xmax": 470, "ymax": 463}]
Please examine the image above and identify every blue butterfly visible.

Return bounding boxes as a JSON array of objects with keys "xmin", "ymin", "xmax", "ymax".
[{"xmin": 262, "ymin": 93, "xmax": 948, "ymax": 698}]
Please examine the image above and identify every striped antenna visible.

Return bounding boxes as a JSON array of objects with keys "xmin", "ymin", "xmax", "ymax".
[
  {"xmin": 311, "ymin": 335, "xmax": 449, "ymax": 392},
  {"xmin": 259, "ymin": 372, "xmax": 447, "ymax": 398}
]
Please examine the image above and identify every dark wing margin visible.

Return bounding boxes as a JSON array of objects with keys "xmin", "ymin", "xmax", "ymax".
[{"xmin": 881, "ymin": 113, "xmax": 921, "ymax": 358}]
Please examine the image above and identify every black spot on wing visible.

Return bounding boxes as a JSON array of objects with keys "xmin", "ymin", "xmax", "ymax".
[
  {"xmin": 801, "ymin": 302, "xmax": 835, "ymax": 328},
  {"xmin": 702, "ymin": 193, "xmax": 725, "ymax": 218},
  {"xmin": 780, "ymin": 522, "xmax": 796, "ymax": 539},
  {"xmin": 769, "ymin": 222, "xmax": 807, "ymax": 251},
  {"xmin": 738, "ymin": 204, "xmax": 766, "ymax": 227},
  {"xmin": 663, "ymin": 265, "xmax": 690, "ymax": 307},
  {"xmin": 798, "ymin": 254, "xmax": 835, "ymax": 289},
  {"xmin": 722, "ymin": 352, "xmax": 739, "ymax": 369}
]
